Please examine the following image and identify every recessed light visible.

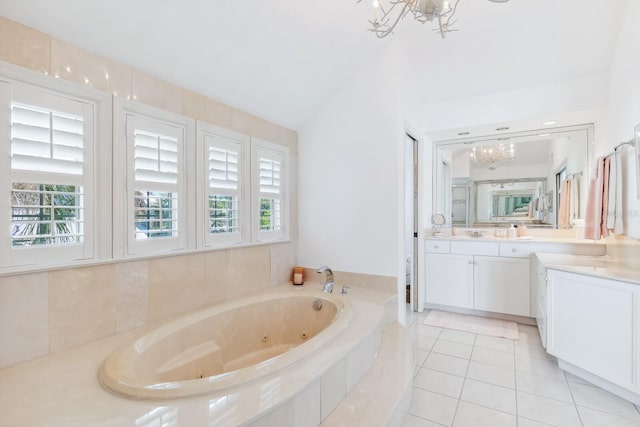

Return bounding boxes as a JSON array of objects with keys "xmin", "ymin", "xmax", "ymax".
[
  {"xmin": 542, "ymin": 120, "xmax": 557, "ymax": 126},
  {"xmin": 496, "ymin": 127, "xmax": 510, "ymax": 131},
  {"xmin": 458, "ymin": 132, "xmax": 470, "ymax": 136}
]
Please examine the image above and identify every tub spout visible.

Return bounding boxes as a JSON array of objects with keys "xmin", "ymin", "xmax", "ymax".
[{"xmin": 317, "ymin": 266, "xmax": 334, "ymax": 293}]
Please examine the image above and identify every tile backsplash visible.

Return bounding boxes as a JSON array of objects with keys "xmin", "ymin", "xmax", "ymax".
[{"xmin": 0, "ymin": 242, "xmax": 297, "ymax": 368}]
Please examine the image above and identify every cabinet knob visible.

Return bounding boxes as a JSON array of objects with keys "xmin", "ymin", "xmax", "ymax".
[
  {"xmin": 468, "ymin": 260, "xmax": 474, "ymax": 265},
  {"xmin": 434, "ymin": 245, "xmax": 439, "ymax": 249},
  {"xmin": 512, "ymin": 248, "xmax": 517, "ymax": 253}
]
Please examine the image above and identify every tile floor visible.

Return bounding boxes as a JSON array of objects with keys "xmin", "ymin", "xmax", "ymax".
[{"xmin": 402, "ymin": 309, "xmax": 640, "ymax": 427}]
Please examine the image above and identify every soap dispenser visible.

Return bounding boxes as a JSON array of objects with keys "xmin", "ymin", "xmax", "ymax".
[{"xmin": 508, "ymin": 223, "xmax": 517, "ymax": 239}]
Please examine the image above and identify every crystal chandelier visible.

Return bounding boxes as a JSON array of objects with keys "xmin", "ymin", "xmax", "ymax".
[
  {"xmin": 470, "ymin": 143, "xmax": 515, "ymax": 170},
  {"xmin": 358, "ymin": 0, "xmax": 510, "ymax": 39}
]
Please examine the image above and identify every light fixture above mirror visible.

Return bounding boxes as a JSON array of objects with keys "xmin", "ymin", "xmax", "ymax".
[{"xmin": 469, "ymin": 143, "xmax": 515, "ymax": 170}]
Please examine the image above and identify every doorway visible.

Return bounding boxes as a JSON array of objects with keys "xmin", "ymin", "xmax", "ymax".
[{"xmin": 404, "ymin": 134, "xmax": 420, "ymax": 312}]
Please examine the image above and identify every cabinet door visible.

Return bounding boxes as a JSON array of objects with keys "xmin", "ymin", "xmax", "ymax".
[
  {"xmin": 426, "ymin": 254, "xmax": 473, "ymax": 309},
  {"xmin": 474, "ymin": 256, "xmax": 530, "ymax": 316},
  {"xmin": 547, "ymin": 270, "xmax": 635, "ymax": 390}
]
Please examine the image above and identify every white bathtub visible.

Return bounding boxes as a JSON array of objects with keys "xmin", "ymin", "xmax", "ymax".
[{"xmin": 99, "ymin": 288, "xmax": 352, "ymax": 399}]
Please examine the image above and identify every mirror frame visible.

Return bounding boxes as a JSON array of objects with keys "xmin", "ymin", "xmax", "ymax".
[{"xmin": 432, "ymin": 124, "xmax": 594, "ymax": 229}]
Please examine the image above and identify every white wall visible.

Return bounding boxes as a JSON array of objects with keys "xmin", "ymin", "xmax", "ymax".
[
  {"xmin": 298, "ymin": 41, "xmax": 410, "ymax": 278},
  {"xmin": 419, "ymin": 74, "xmax": 609, "ymax": 133},
  {"xmin": 598, "ymin": 0, "xmax": 640, "ymax": 238}
]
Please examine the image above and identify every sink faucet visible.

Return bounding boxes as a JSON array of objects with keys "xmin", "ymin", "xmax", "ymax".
[{"xmin": 317, "ymin": 265, "xmax": 334, "ymax": 293}]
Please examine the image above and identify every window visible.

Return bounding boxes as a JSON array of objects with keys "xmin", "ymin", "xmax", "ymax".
[
  {"xmin": 0, "ymin": 81, "xmax": 98, "ymax": 267},
  {"xmin": 252, "ymin": 139, "xmax": 288, "ymax": 242},
  {"xmin": 114, "ymin": 99, "xmax": 194, "ymax": 256},
  {"xmin": 197, "ymin": 124, "xmax": 249, "ymax": 248}
]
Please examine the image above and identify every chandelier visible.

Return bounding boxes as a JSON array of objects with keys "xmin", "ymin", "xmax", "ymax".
[
  {"xmin": 358, "ymin": 0, "xmax": 510, "ymax": 39},
  {"xmin": 470, "ymin": 143, "xmax": 515, "ymax": 170}
]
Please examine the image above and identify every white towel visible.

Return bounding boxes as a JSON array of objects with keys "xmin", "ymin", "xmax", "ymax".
[
  {"xmin": 614, "ymin": 147, "xmax": 624, "ymax": 234},
  {"xmin": 607, "ymin": 155, "xmax": 617, "ymax": 230}
]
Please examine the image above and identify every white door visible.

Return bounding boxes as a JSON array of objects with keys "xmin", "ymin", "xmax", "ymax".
[
  {"xmin": 426, "ymin": 253, "xmax": 473, "ymax": 308},
  {"xmin": 547, "ymin": 270, "xmax": 635, "ymax": 390},
  {"xmin": 474, "ymin": 256, "xmax": 530, "ymax": 316}
]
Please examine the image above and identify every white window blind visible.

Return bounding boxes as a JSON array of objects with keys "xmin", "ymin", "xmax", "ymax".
[
  {"xmin": 125, "ymin": 114, "xmax": 185, "ymax": 254},
  {"xmin": 258, "ymin": 156, "xmax": 282, "ymax": 232},
  {"xmin": 197, "ymin": 125, "xmax": 248, "ymax": 248},
  {"xmin": 1, "ymin": 82, "xmax": 95, "ymax": 266},
  {"xmin": 252, "ymin": 139, "xmax": 288, "ymax": 242}
]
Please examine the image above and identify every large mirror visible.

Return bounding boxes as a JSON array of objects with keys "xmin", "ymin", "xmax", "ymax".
[{"xmin": 433, "ymin": 124, "xmax": 593, "ymax": 228}]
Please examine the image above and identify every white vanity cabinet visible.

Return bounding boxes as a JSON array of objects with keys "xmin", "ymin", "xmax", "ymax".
[
  {"xmin": 425, "ymin": 253, "xmax": 474, "ymax": 308},
  {"xmin": 425, "ymin": 240, "xmax": 530, "ymax": 316},
  {"xmin": 474, "ymin": 256, "xmax": 530, "ymax": 316},
  {"xmin": 547, "ymin": 269, "xmax": 638, "ymax": 392}
]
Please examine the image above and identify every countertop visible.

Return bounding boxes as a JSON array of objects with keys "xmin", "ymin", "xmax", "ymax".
[
  {"xmin": 534, "ymin": 253, "xmax": 640, "ymax": 285},
  {"xmin": 424, "ymin": 233, "xmax": 606, "ymax": 245}
]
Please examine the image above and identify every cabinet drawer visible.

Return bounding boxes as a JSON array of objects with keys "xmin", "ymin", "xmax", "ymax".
[
  {"xmin": 426, "ymin": 240, "xmax": 450, "ymax": 254},
  {"xmin": 451, "ymin": 241, "xmax": 499, "ymax": 256},
  {"xmin": 500, "ymin": 243, "xmax": 534, "ymax": 258}
]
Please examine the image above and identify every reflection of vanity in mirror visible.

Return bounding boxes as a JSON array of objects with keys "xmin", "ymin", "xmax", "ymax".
[{"xmin": 434, "ymin": 124, "xmax": 593, "ymax": 229}]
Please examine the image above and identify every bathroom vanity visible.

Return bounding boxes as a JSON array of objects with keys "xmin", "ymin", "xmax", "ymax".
[
  {"xmin": 534, "ymin": 253, "xmax": 640, "ymax": 404},
  {"xmin": 424, "ymin": 235, "xmax": 605, "ymax": 318}
]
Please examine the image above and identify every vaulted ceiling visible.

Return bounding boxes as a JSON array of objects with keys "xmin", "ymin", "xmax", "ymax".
[{"xmin": 0, "ymin": 0, "xmax": 628, "ymax": 131}]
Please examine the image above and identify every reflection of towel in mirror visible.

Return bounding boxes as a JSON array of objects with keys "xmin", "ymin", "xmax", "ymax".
[
  {"xmin": 569, "ymin": 175, "xmax": 580, "ymax": 221},
  {"xmin": 558, "ymin": 179, "xmax": 571, "ymax": 227},
  {"xmin": 585, "ymin": 157, "xmax": 605, "ymax": 240},
  {"xmin": 528, "ymin": 201, "xmax": 534, "ymax": 219}
]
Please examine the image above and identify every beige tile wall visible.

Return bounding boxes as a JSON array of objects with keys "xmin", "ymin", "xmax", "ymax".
[{"xmin": 0, "ymin": 17, "xmax": 300, "ymax": 368}]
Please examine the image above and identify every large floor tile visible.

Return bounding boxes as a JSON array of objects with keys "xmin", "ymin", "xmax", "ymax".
[
  {"xmin": 409, "ymin": 387, "xmax": 459, "ymax": 426},
  {"xmin": 475, "ymin": 335, "xmax": 514, "ymax": 353},
  {"xmin": 516, "ymin": 391, "xmax": 582, "ymax": 427},
  {"xmin": 466, "ymin": 361, "xmax": 515, "ymax": 389},
  {"xmin": 514, "ymin": 341, "xmax": 552, "ymax": 361},
  {"xmin": 460, "ymin": 378, "xmax": 516, "ymax": 414},
  {"xmin": 432, "ymin": 339, "xmax": 473, "ymax": 360},
  {"xmin": 515, "ymin": 355, "xmax": 564, "ymax": 380},
  {"xmin": 402, "ymin": 414, "xmax": 447, "ymax": 427},
  {"xmin": 410, "ymin": 323, "xmax": 443, "ymax": 338},
  {"xmin": 415, "ymin": 349, "xmax": 429, "ymax": 367},
  {"xmin": 423, "ymin": 352, "xmax": 469, "ymax": 377},
  {"xmin": 414, "ymin": 335, "xmax": 437, "ymax": 351},
  {"xmin": 452, "ymin": 401, "xmax": 516, "ymax": 427},
  {"xmin": 414, "ymin": 368, "xmax": 464, "ymax": 399},
  {"xmin": 564, "ymin": 372, "xmax": 591, "ymax": 385},
  {"xmin": 471, "ymin": 347, "xmax": 515, "ymax": 369},
  {"xmin": 569, "ymin": 382, "xmax": 640, "ymax": 420},
  {"xmin": 517, "ymin": 417, "xmax": 555, "ymax": 427},
  {"xmin": 515, "ymin": 370, "xmax": 573, "ymax": 403},
  {"xmin": 578, "ymin": 406, "xmax": 640, "ymax": 427},
  {"xmin": 438, "ymin": 329, "xmax": 477, "ymax": 346}
]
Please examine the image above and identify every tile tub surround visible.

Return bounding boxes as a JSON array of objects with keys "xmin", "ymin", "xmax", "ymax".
[
  {"xmin": 0, "ymin": 242, "xmax": 297, "ymax": 369},
  {"xmin": 0, "ymin": 286, "xmax": 389, "ymax": 427},
  {"xmin": 402, "ymin": 310, "xmax": 640, "ymax": 427}
]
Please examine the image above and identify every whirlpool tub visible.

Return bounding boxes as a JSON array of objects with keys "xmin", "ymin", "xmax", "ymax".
[{"xmin": 99, "ymin": 288, "xmax": 352, "ymax": 399}]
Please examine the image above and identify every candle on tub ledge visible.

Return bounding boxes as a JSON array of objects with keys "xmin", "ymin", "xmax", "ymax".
[{"xmin": 293, "ymin": 266, "xmax": 304, "ymax": 285}]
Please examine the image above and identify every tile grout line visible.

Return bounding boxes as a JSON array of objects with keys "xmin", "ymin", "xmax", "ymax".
[
  {"xmin": 449, "ymin": 332, "xmax": 477, "ymax": 427},
  {"xmin": 564, "ymin": 370, "xmax": 586, "ymax": 427}
]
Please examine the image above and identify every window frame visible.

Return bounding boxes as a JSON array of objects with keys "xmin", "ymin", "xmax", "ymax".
[
  {"xmin": 113, "ymin": 98, "xmax": 195, "ymax": 258},
  {"xmin": 196, "ymin": 122, "xmax": 250, "ymax": 249},
  {"xmin": 251, "ymin": 138, "xmax": 289, "ymax": 242},
  {"xmin": 0, "ymin": 62, "xmax": 111, "ymax": 269}
]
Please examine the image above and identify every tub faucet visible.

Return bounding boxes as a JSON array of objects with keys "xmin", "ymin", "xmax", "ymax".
[{"xmin": 317, "ymin": 266, "xmax": 334, "ymax": 293}]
